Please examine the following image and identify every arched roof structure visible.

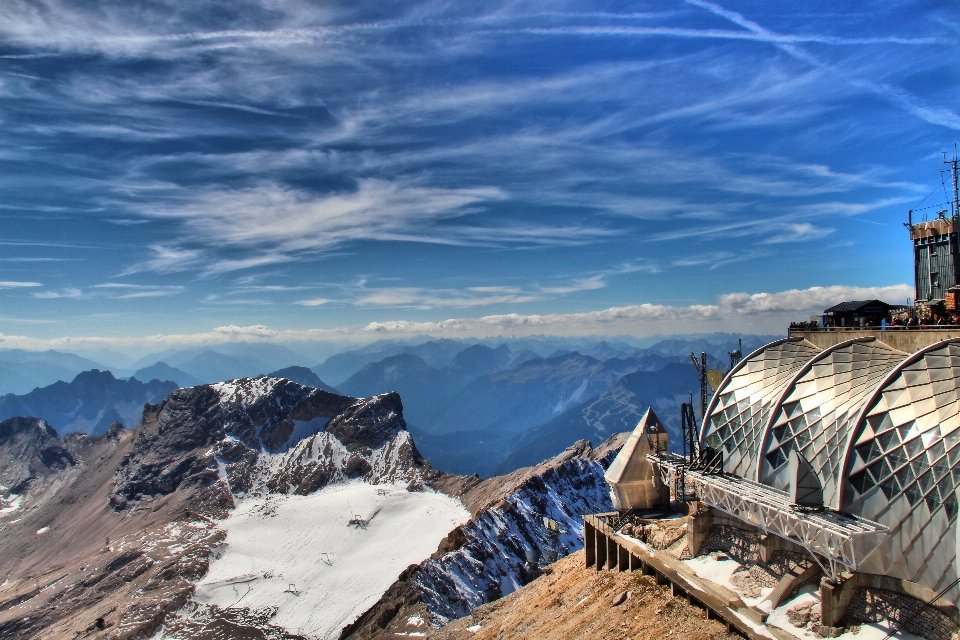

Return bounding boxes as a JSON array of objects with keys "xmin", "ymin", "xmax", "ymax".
[
  {"xmin": 701, "ymin": 337, "xmax": 821, "ymax": 479},
  {"xmin": 700, "ymin": 336, "xmax": 960, "ymax": 598}
]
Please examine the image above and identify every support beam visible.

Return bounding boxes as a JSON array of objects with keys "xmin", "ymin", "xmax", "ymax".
[
  {"xmin": 595, "ymin": 528, "xmax": 607, "ymax": 571},
  {"xmin": 585, "ymin": 521, "xmax": 596, "ymax": 568}
]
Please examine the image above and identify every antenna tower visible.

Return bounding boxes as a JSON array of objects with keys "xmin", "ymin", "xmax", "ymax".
[
  {"xmin": 680, "ymin": 394, "xmax": 698, "ymax": 463},
  {"xmin": 690, "ymin": 351, "xmax": 708, "ymax": 423},
  {"xmin": 728, "ymin": 338, "xmax": 742, "ymax": 371},
  {"xmin": 948, "ymin": 145, "xmax": 959, "ymax": 219}
]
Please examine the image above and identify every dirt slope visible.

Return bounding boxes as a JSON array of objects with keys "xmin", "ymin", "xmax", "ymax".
[{"xmin": 376, "ymin": 550, "xmax": 739, "ymax": 640}]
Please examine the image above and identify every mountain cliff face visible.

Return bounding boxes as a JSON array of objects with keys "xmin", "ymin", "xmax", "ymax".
[
  {"xmin": 111, "ymin": 376, "xmax": 428, "ymax": 510},
  {"xmin": 0, "ymin": 370, "xmax": 177, "ymax": 435},
  {"xmin": 0, "ymin": 416, "xmax": 75, "ymax": 503}
]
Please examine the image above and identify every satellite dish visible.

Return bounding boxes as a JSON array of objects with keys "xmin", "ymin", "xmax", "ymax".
[{"xmin": 706, "ymin": 369, "xmax": 724, "ymax": 391}]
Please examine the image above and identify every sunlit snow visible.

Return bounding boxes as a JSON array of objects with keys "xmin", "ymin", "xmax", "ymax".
[{"xmin": 194, "ymin": 480, "xmax": 469, "ymax": 639}]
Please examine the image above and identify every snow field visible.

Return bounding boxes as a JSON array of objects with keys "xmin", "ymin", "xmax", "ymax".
[
  {"xmin": 683, "ymin": 555, "xmax": 773, "ymax": 606},
  {"xmin": 193, "ymin": 481, "xmax": 469, "ymax": 639}
]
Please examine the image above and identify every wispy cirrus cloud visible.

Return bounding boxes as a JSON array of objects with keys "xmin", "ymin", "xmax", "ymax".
[
  {"xmin": 0, "ymin": 0, "xmax": 950, "ymax": 339},
  {"xmin": 124, "ymin": 179, "xmax": 617, "ymax": 274},
  {"xmin": 33, "ymin": 284, "xmax": 184, "ymax": 300}
]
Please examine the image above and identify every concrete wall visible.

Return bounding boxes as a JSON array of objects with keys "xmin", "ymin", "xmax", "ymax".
[{"xmin": 789, "ymin": 329, "xmax": 960, "ymax": 353}]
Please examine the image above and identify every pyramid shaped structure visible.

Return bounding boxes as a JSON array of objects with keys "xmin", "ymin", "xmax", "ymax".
[{"xmin": 604, "ymin": 408, "xmax": 669, "ymax": 511}]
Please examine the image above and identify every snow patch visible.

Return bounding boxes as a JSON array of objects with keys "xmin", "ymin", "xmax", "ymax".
[
  {"xmin": 0, "ymin": 493, "xmax": 22, "ymax": 515},
  {"xmin": 286, "ymin": 417, "xmax": 330, "ymax": 449},
  {"xmin": 194, "ymin": 480, "xmax": 468, "ymax": 639},
  {"xmin": 36, "ymin": 526, "xmax": 50, "ymax": 535},
  {"xmin": 683, "ymin": 555, "xmax": 771, "ymax": 605},
  {"xmin": 406, "ymin": 615, "xmax": 425, "ymax": 627}
]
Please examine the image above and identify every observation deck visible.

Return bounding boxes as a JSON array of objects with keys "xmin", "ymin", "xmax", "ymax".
[{"xmin": 788, "ymin": 326, "xmax": 960, "ymax": 352}]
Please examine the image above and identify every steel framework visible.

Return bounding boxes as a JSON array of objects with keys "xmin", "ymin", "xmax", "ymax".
[{"xmin": 648, "ymin": 454, "xmax": 888, "ymax": 582}]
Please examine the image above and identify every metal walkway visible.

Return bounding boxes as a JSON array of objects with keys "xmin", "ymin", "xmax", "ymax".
[{"xmin": 648, "ymin": 453, "xmax": 888, "ymax": 582}]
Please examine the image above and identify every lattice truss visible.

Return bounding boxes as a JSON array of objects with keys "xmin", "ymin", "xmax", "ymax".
[
  {"xmin": 645, "ymin": 453, "xmax": 886, "ymax": 582},
  {"xmin": 760, "ymin": 340, "xmax": 907, "ymax": 507},
  {"xmin": 689, "ymin": 470, "xmax": 886, "ymax": 580},
  {"xmin": 702, "ymin": 339, "xmax": 821, "ymax": 479},
  {"xmin": 841, "ymin": 342, "xmax": 960, "ymax": 596}
]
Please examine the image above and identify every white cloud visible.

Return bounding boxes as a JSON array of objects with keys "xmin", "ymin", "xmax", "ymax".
[
  {"xmin": 32, "ymin": 284, "xmax": 184, "ymax": 300},
  {"xmin": 136, "ymin": 179, "xmax": 514, "ymax": 273},
  {"xmin": 0, "ymin": 283, "xmax": 914, "ymax": 353},
  {"xmin": 0, "ymin": 281, "xmax": 42, "ymax": 288},
  {"xmin": 297, "ymin": 298, "xmax": 331, "ymax": 306}
]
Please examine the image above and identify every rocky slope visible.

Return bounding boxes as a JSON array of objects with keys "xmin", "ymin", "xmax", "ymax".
[
  {"xmin": 341, "ymin": 434, "xmax": 627, "ymax": 639},
  {"xmin": 0, "ymin": 369, "xmax": 177, "ymax": 435},
  {"xmin": 0, "ymin": 372, "xmax": 635, "ymax": 640},
  {"xmin": 0, "ymin": 376, "xmax": 448, "ymax": 639},
  {"xmin": 405, "ymin": 550, "xmax": 737, "ymax": 640}
]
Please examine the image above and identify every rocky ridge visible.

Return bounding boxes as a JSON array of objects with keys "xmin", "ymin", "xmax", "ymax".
[
  {"xmin": 0, "ymin": 375, "xmax": 442, "ymax": 639},
  {"xmin": 111, "ymin": 376, "xmax": 429, "ymax": 511},
  {"xmin": 341, "ymin": 434, "xmax": 627, "ymax": 639}
]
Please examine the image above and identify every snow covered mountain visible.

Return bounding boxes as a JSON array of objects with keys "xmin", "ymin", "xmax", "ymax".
[
  {"xmin": 111, "ymin": 376, "xmax": 433, "ymax": 510},
  {"xmin": 1, "ymin": 371, "xmax": 628, "ymax": 640}
]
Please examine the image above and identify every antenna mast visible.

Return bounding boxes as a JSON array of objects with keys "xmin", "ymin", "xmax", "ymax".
[
  {"xmin": 690, "ymin": 351, "xmax": 708, "ymax": 423},
  {"xmin": 951, "ymin": 145, "xmax": 959, "ymax": 220}
]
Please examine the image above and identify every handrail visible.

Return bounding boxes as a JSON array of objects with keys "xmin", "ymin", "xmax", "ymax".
[{"xmin": 789, "ymin": 325, "xmax": 960, "ymax": 331}]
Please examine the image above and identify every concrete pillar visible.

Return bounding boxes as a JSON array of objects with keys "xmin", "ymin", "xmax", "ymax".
[
  {"xmin": 629, "ymin": 554, "xmax": 640, "ymax": 572},
  {"xmin": 758, "ymin": 533, "xmax": 797, "ymax": 565},
  {"xmin": 607, "ymin": 537, "xmax": 618, "ymax": 570},
  {"xmin": 585, "ymin": 521, "xmax": 596, "ymax": 568},
  {"xmin": 595, "ymin": 529, "xmax": 607, "ymax": 571},
  {"xmin": 820, "ymin": 574, "xmax": 858, "ymax": 628},
  {"xmin": 686, "ymin": 508, "xmax": 714, "ymax": 557},
  {"xmin": 618, "ymin": 546, "xmax": 629, "ymax": 572}
]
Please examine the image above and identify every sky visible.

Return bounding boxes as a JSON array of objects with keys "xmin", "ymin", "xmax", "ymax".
[{"xmin": 0, "ymin": 0, "xmax": 958, "ymax": 355}]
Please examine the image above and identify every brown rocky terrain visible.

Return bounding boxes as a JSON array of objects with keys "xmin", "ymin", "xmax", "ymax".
[
  {"xmin": 0, "ymin": 420, "xmax": 227, "ymax": 639},
  {"xmin": 369, "ymin": 551, "xmax": 739, "ymax": 640}
]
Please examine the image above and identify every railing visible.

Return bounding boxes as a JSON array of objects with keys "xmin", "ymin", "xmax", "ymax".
[{"xmin": 789, "ymin": 325, "xmax": 960, "ymax": 331}]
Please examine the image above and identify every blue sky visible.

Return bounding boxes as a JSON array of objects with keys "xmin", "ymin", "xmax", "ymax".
[{"xmin": 0, "ymin": 0, "xmax": 957, "ymax": 353}]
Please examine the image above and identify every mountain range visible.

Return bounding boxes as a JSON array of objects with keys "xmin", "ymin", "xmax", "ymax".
[
  {"xmin": 0, "ymin": 370, "xmax": 177, "ymax": 436},
  {"xmin": 0, "ymin": 334, "xmax": 772, "ymax": 475},
  {"xmin": 0, "ymin": 332, "xmax": 777, "ymax": 639}
]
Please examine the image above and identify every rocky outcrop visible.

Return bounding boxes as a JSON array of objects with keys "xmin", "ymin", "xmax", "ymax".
[
  {"xmin": 0, "ymin": 416, "xmax": 75, "ymax": 495},
  {"xmin": 111, "ymin": 377, "xmax": 430, "ymax": 508}
]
